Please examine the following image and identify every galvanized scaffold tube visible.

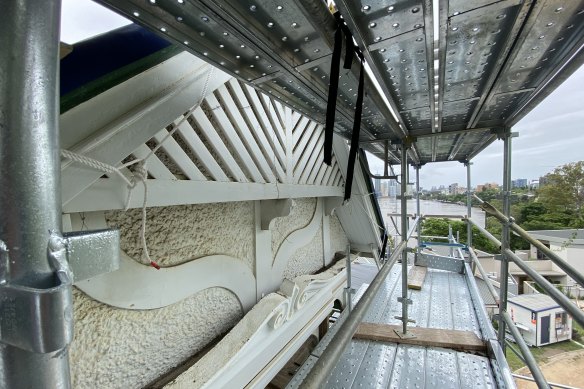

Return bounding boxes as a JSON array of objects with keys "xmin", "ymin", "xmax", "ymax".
[
  {"xmin": 415, "ymin": 165, "xmax": 421, "ymax": 246},
  {"xmin": 504, "ymin": 249, "xmax": 584, "ymax": 328},
  {"xmin": 298, "ymin": 241, "xmax": 407, "ymax": 388},
  {"xmin": 502, "ymin": 312, "xmax": 550, "ymax": 389},
  {"xmin": 400, "ymin": 144, "xmax": 409, "ymax": 334},
  {"xmin": 466, "ymin": 208, "xmax": 584, "ymax": 327},
  {"xmin": 465, "ymin": 162, "xmax": 472, "ymax": 247},
  {"xmin": 0, "ymin": 0, "xmax": 72, "ymax": 387},
  {"xmin": 498, "ymin": 131, "xmax": 512, "ymax": 349},
  {"xmin": 465, "ymin": 217, "xmax": 502, "ymax": 248},
  {"xmin": 481, "ymin": 201, "xmax": 584, "ymax": 287},
  {"xmin": 467, "ymin": 247, "xmax": 500, "ymax": 304}
]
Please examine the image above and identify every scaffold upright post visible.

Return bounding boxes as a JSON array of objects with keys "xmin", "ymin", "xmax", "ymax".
[
  {"xmin": 498, "ymin": 128, "xmax": 513, "ymax": 350},
  {"xmin": 465, "ymin": 161, "xmax": 473, "ymax": 248},
  {"xmin": 400, "ymin": 142, "xmax": 410, "ymax": 334},
  {"xmin": 415, "ymin": 165, "xmax": 421, "ymax": 250},
  {"xmin": 345, "ymin": 244, "xmax": 352, "ymax": 311},
  {"xmin": 0, "ymin": 0, "xmax": 72, "ymax": 387}
]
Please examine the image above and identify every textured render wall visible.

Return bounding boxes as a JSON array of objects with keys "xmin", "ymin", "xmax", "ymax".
[
  {"xmin": 330, "ymin": 213, "xmax": 349, "ymax": 255},
  {"xmin": 70, "ymin": 198, "xmax": 350, "ymax": 388},
  {"xmin": 70, "ymin": 287, "xmax": 242, "ymax": 389},
  {"xmin": 271, "ymin": 198, "xmax": 317, "ymax": 255},
  {"xmin": 105, "ymin": 202, "xmax": 254, "ymax": 270},
  {"xmin": 70, "ymin": 202, "xmax": 253, "ymax": 388},
  {"xmin": 282, "ymin": 225, "xmax": 324, "ymax": 280}
]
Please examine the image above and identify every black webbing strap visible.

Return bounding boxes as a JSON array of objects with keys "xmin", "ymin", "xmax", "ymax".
[
  {"xmin": 323, "ymin": 15, "xmax": 344, "ymax": 166},
  {"xmin": 343, "ymin": 57, "xmax": 365, "ymax": 201},
  {"xmin": 379, "ymin": 231, "xmax": 388, "ymax": 261}
]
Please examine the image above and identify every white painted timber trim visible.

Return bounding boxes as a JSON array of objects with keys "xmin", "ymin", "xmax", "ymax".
[
  {"xmin": 70, "ymin": 213, "xmax": 256, "ymax": 312},
  {"xmin": 174, "ymin": 262, "xmax": 347, "ymax": 389},
  {"xmin": 215, "ymin": 85, "xmax": 276, "ymax": 183},
  {"xmin": 131, "ymin": 144, "xmax": 175, "ymax": 180},
  {"xmin": 61, "ymin": 59, "xmax": 231, "ymax": 206},
  {"xmin": 76, "ymin": 253, "xmax": 256, "ymax": 312},
  {"xmin": 62, "ymin": 179, "xmax": 343, "ymax": 212},
  {"xmin": 152, "ymin": 129, "xmax": 206, "ymax": 181}
]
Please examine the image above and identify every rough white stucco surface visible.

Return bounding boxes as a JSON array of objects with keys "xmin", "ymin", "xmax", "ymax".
[
  {"xmin": 271, "ymin": 198, "xmax": 317, "ymax": 255},
  {"xmin": 330, "ymin": 213, "xmax": 349, "ymax": 256},
  {"xmin": 70, "ymin": 287, "xmax": 242, "ymax": 389},
  {"xmin": 105, "ymin": 202, "xmax": 254, "ymax": 269},
  {"xmin": 282, "ymin": 224, "xmax": 324, "ymax": 280}
]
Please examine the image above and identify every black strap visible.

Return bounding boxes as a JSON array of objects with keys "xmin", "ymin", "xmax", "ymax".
[
  {"xmin": 343, "ymin": 58, "xmax": 365, "ymax": 201},
  {"xmin": 323, "ymin": 20, "xmax": 343, "ymax": 166},
  {"xmin": 379, "ymin": 232, "xmax": 388, "ymax": 261},
  {"xmin": 341, "ymin": 24, "xmax": 354, "ymax": 69}
]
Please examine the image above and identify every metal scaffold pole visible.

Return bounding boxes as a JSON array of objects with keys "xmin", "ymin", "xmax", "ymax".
[
  {"xmin": 465, "ymin": 162, "xmax": 473, "ymax": 248},
  {"xmin": 415, "ymin": 165, "xmax": 421, "ymax": 249},
  {"xmin": 497, "ymin": 129, "xmax": 513, "ymax": 350},
  {"xmin": 400, "ymin": 143, "xmax": 410, "ymax": 334},
  {"xmin": 0, "ymin": 0, "xmax": 72, "ymax": 387}
]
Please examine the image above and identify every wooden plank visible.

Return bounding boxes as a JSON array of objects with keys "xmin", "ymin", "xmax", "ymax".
[
  {"xmin": 292, "ymin": 116, "xmax": 310, "ymax": 146},
  {"xmin": 261, "ymin": 93, "xmax": 286, "ymax": 147},
  {"xmin": 284, "ymin": 106, "xmax": 294, "ymax": 184},
  {"xmin": 354, "ymin": 323, "xmax": 487, "ymax": 353},
  {"xmin": 408, "ymin": 265, "xmax": 427, "ymax": 290}
]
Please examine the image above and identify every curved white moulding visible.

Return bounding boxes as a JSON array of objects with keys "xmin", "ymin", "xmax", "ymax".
[
  {"xmin": 165, "ymin": 260, "xmax": 347, "ymax": 389},
  {"xmin": 271, "ymin": 197, "xmax": 323, "ymax": 282},
  {"xmin": 75, "ymin": 253, "xmax": 257, "ymax": 312},
  {"xmin": 71, "ymin": 213, "xmax": 256, "ymax": 312}
]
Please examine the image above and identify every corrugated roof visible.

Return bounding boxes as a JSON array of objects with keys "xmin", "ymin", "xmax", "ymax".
[
  {"xmin": 508, "ymin": 293, "xmax": 560, "ymax": 312},
  {"xmin": 475, "ymin": 277, "xmax": 499, "ymax": 306}
]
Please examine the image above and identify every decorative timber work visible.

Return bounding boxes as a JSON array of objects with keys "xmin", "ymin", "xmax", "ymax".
[{"xmin": 61, "ymin": 56, "xmax": 345, "ymax": 213}]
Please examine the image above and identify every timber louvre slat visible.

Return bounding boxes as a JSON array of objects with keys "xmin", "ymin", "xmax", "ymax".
[
  {"xmin": 296, "ymin": 132, "xmax": 325, "ymax": 185},
  {"xmin": 152, "ymin": 130, "xmax": 206, "ymax": 181},
  {"xmin": 227, "ymin": 79, "xmax": 286, "ymax": 182},
  {"xmin": 215, "ymin": 85, "xmax": 276, "ymax": 183},
  {"xmin": 242, "ymin": 84, "xmax": 286, "ymax": 168},
  {"xmin": 190, "ymin": 107, "xmax": 248, "ymax": 182},
  {"xmin": 131, "ymin": 144, "xmax": 175, "ymax": 180},
  {"xmin": 205, "ymin": 94, "xmax": 265, "ymax": 183},
  {"xmin": 354, "ymin": 323, "xmax": 486, "ymax": 353},
  {"xmin": 173, "ymin": 119, "xmax": 229, "ymax": 182}
]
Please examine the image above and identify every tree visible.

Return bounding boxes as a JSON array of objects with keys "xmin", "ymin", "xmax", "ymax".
[
  {"xmin": 420, "ymin": 218, "xmax": 500, "ymax": 253},
  {"xmin": 538, "ymin": 161, "xmax": 584, "ymax": 227}
]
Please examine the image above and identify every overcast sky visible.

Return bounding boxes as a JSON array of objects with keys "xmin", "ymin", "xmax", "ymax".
[{"xmin": 61, "ymin": 0, "xmax": 584, "ymax": 190}]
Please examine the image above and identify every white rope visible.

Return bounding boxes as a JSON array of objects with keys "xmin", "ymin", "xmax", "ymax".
[
  {"xmin": 61, "ymin": 66, "xmax": 217, "ymax": 269},
  {"xmin": 61, "ymin": 149, "xmax": 133, "ymax": 187},
  {"xmin": 61, "ymin": 149, "xmax": 157, "ymax": 267}
]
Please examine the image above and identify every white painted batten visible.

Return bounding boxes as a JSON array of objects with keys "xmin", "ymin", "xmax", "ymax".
[
  {"xmin": 61, "ymin": 60, "xmax": 231, "ymax": 205},
  {"xmin": 62, "ymin": 179, "xmax": 343, "ymax": 213}
]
